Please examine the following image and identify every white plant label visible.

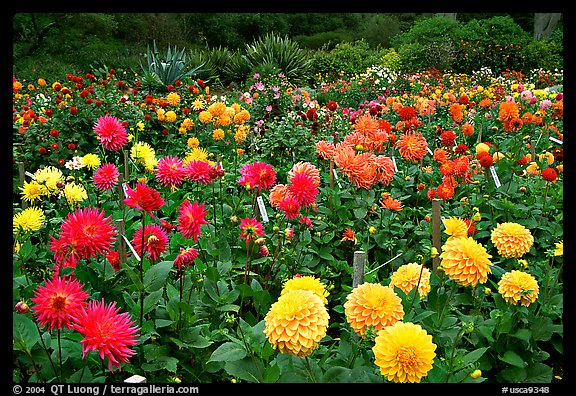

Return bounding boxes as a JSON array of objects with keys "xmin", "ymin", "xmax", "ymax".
[
  {"xmin": 549, "ymin": 136, "xmax": 563, "ymax": 145},
  {"xmin": 489, "ymin": 166, "xmax": 501, "ymax": 188},
  {"xmin": 332, "ymin": 168, "xmax": 342, "ymax": 188},
  {"xmin": 426, "ymin": 146, "xmax": 434, "ymax": 155},
  {"xmin": 122, "ymin": 234, "xmax": 141, "ymax": 262},
  {"xmin": 257, "ymin": 195, "xmax": 269, "ymax": 223},
  {"xmin": 122, "ymin": 182, "xmax": 130, "ymax": 198},
  {"xmin": 25, "ymin": 171, "xmax": 35, "ymax": 179},
  {"xmin": 392, "ymin": 156, "xmax": 398, "ymax": 173}
]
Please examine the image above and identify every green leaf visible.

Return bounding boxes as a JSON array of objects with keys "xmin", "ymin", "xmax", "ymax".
[
  {"xmin": 141, "ymin": 356, "xmax": 179, "ymax": 373},
  {"xmin": 144, "ymin": 261, "xmax": 173, "ymax": 292},
  {"xmin": 143, "ymin": 289, "xmax": 164, "ymax": 315},
  {"xmin": 207, "ymin": 342, "xmax": 247, "ymax": 363},
  {"xmin": 501, "ymin": 350, "xmax": 525, "ymax": 368},
  {"xmin": 461, "ymin": 347, "xmax": 489, "ymax": 366},
  {"xmin": 224, "ymin": 357, "xmax": 263, "ymax": 383},
  {"xmin": 13, "ymin": 313, "xmax": 39, "ymax": 353},
  {"xmin": 179, "ymin": 325, "xmax": 213, "ymax": 348}
]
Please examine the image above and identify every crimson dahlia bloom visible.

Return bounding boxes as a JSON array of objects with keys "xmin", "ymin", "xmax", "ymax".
[
  {"xmin": 124, "ymin": 182, "xmax": 165, "ymax": 214},
  {"xmin": 31, "ymin": 276, "xmax": 90, "ymax": 331},
  {"xmin": 238, "ymin": 161, "xmax": 277, "ymax": 194},
  {"xmin": 93, "ymin": 114, "xmax": 128, "ymax": 151},
  {"xmin": 288, "ymin": 173, "xmax": 319, "ymax": 207},
  {"xmin": 50, "ymin": 207, "xmax": 117, "ymax": 269},
  {"xmin": 131, "ymin": 223, "xmax": 169, "ymax": 262},
  {"xmin": 174, "ymin": 247, "xmax": 199, "ymax": 271},
  {"xmin": 177, "ymin": 199, "xmax": 209, "ymax": 241},
  {"xmin": 74, "ymin": 300, "xmax": 139, "ymax": 372}
]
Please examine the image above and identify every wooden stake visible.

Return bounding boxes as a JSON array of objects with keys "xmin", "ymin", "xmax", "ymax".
[
  {"xmin": 116, "ymin": 219, "xmax": 127, "ymax": 266},
  {"xmin": 353, "ymin": 251, "xmax": 366, "ymax": 289},
  {"xmin": 432, "ymin": 198, "xmax": 442, "ymax": 274},
  {"xmin": 124, "ymin": 150, "xmax": 130, "ymax": 180},
  {"xmin": 530, "ymin": 139, "xmax": 536, "ymax": 162},
  {"xmin": 18, "ymin": 162, "xmax": 28, "ymax": 209}
]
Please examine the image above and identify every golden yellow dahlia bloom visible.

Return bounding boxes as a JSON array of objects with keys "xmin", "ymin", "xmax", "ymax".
[
  {"xmin": 389, "ymin": 263, "xmax": 431, "ymax": 298},
  {"xmin": 372, "ymin": 321, "xmax": 437, "ymax": 383},
  {"xmin": 13, "ymin": 206, "xmax": 45, "ymax": 233},
  {"xmin": 443, "ymin": 216, "xmax": 469, "ymax": 240},
  {"xmin": 491, "ymin": 222, "xmax": 534, "ymax": 258},
  {"xmin": 554, "ymin": 240, "xmax": 563, "ymax": 257},
  {"xmin": 439, "ymin": 236, "xmax": 493, "ymax": 287},
  {"xmin": 281, "ymin": 275, "xmax": 329, "ymax": 305},
  {"xmin": 344, "ymin": 283, "xmax": 404, "ymax": 339},
  {"xmin": 263, "ymin": 289, "xmax": 329, "ymax": 357},
  {"xmin": 498, "ymin": 270, "xmax": 539, "ymax": 306}
]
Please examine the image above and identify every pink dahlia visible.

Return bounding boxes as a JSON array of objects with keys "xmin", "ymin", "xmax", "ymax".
[
  {"xmin": 123, "ymin": 182, "xmax": 165, "ymax": 214},
  {"xmin": 93, "ymin": 114, "xmax": 128, "ymax": 151},
  {"xmin": 155, "ymin": 155, "xmax": 187, "ymax": 188},
  {"xmin": 131, "ymin": 223, "xmax": 169, "ymax": 262},
  {"xmin": 93, "ymin": 163, "xmax": 120, "ymax": 191}
]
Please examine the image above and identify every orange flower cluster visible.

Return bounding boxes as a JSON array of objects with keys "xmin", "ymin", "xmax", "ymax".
[{"xmin": 498, "ymin": 100, "xmax": 520, "ymax": 131}]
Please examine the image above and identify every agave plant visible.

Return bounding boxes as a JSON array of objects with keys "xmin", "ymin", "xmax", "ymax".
[
  {"xmin": 242, "ymin": 33, "xmax": 311, "ymax": 85},
  {"xmin": 140, "ymin": 40, "xmax": 206, "ymax": 90}
]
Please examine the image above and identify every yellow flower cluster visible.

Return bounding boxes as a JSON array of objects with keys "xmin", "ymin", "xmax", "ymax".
[
  {"xmin": 130, "ymin": 141, "xmax": 157, "ymax": 172},
  {"xmin": 13, "ymin": 206, "xmax": 45, "ymax": 233}
]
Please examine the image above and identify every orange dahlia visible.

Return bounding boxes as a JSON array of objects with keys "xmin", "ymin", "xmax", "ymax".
[
  {"xmin": 498, "ymin": 270, "xmax": 539, "ymax": 306},
  {"xmin": 344, "ymin": 282, "xmax": 404, "ymax": 339},
  {"xmin": 498, "ymin": 100, "xmax": 520, "ymax": 124},
  {"xmin": 439, "ymin": 236, "xmax": 493, "ymax": 287},
  {"xmin": 372, "ymin": 321, "xmax": 436, "ymax": 383},
  {"xmin": 490, "ymin": 222, "xmax": 534, "ymax": 258},
  {"xmin": 389, "ymin": 263, "xmax": 431, "ymax": 298},
  {"xmin": 395, "ymin": 131, "xmax": 428, "ymax": 163},
  {"xmin": 281, "ymin": 275, "xmax": 329, "ymax": 305},
  {"xmin": 263, "ymin": 289, "xmax": 329, "ymax": 357}
]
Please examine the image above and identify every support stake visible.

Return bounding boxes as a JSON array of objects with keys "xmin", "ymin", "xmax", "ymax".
[{"xmin": 432, "ymin": 198, "xmax": 442, "ymax": 274}]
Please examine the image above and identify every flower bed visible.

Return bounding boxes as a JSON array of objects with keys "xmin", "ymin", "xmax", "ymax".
[{"xmin": 12, "ymin": 66, "xmax": 563, "ymax": 383}]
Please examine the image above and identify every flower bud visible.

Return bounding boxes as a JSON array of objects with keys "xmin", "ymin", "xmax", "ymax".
[
  {"xmin": 15, "ymin": 301, "xmax": 29, "ymax": 314},
  {"xmin": 470, "ymin": 369, "xmax": 482, "ymax": 379}
]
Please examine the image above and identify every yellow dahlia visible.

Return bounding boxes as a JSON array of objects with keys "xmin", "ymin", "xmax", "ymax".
[
  {"xmin": 372, "ymin": 321, "xmax": 437, "ymax": 383},
  {"xmin": 281, "ymin": 275, "xmax": 329, "ymax": 305},
  {"xmin": 344, "ymin": 283, "xmax": 404, "ymax": 339},
  {"xmin": 554, "ymin": 240, "xmax": 563, "ymax": 257},
  {"xmin": 439, "ymin": 236, "xmax": 493, "ymax": 287},
  {"xmin": 443, "ymin": 216, "xmax": 468, "ymax": 240},
  {"xmin": 82, "ymin": 153, "xmax": 101, "ymax": 170},
  {"xmin": 491, "ymin": 222, "xmax": 534, "ymax": 258},
  {"xmin": 33, "ymin": 166, "xmax": 64, "ymax": 196},
  {"xmin": 60, "ymin": 182, "xmax": 88, "ymax": 204},
  {"xmin": 13, "ymin": 206, "xmax": 45, "ymax": 233},
  {"xmin": 20, "ymin": 180, "xmax": 44, "ymax": 203},
  {"xmin": 498, "ymin": 270, "xmax": 539, "ymax": 306},
  {"xmin": 389, "ymin": 263, "xmax": 431, "ymax": 298},
  {"xmin": 263, "ymin": 289, "xmax": 329, "ymax": 357}
]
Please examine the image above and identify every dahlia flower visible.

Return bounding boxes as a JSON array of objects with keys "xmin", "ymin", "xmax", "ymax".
[
  {"xmin": 174, "ymin": 247, "xmax": 199, "ymax": 271},
  {"xmin": 344, "ymin": 282, "xmax": 404, "ymax": 339},
  {"xmin": 154, "ymin": 155, "xmax": 187, "ymax": 188},
  {"xmin": 439, "ymin": 236, "xmax": 493, "ymax": 287},
  {"xmin": 123, "ymin": 182, "xmax": 165, "ymax": 214},
  {"xmin": 281, "ymin": 275, "xmax": 329, "ymax": 305},
  {"xmin": 443, "ymin": 217, "xmax": 469, "ymax": 240},
  {"xmin": 13, "ymin": 206, "xmax": 45, "ymax": 233},
  {"xmin": 490, "ymin": 222, "xmax": 534, "ymax": 258},
  {"xmin": 372, "ymin": 322, "xmax": 436, "ymax": 383},
  {"xmin": 389, "ymin": 263, "xmax": 431, "ymax": 298},
  {"xmin": 498, "ymin": 270, "xmax": 539, "ymax": 306},
  {"xmin": 395, "ymin": 131, "xmax": 428, "ymax": 163},
  {"xmin": 263, "ymin": 289, "xmax": 329, "ymax": 357},
  {"xmin": 74, "ymin": 300, "xmax": 139, "ymax": 372},
  {"xmin": 93, "ymin": 114, "xmax": 128, "ymax": 151},
  {"xmin": 131, "ymin": 223, "xmax": 169, "ymax": 262},
  {"xmin": 31, "ymin": 276, "xmax": 90, "ymax": 331},
  {"xmin": 177, "ymin": 199, "xmax": 209, "ymax": 242},
  {"xmin": 93, "ymin": 163, "xmax": 120, "ymax": 191}
]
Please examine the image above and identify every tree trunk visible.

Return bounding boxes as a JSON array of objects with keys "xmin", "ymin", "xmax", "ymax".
[{"xmin": 533, "ymin": 13, "xmax": 562, "ymax": 40}]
